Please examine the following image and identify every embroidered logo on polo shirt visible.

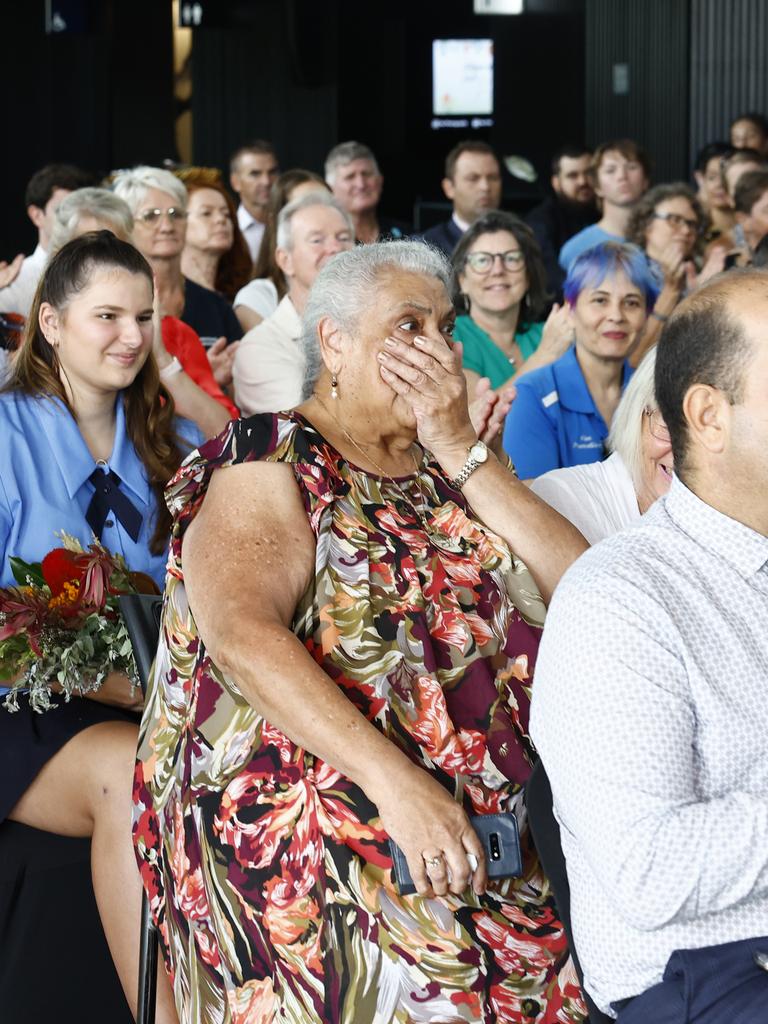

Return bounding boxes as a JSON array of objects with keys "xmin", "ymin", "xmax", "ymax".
[{"xmin": 542, "ymin": 390, "xmax": 559, "ymax": 408}]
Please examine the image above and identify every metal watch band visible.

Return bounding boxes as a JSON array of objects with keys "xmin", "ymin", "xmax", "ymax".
[{"xmin": 449, "ymin": 450, "xmax": 485, "ymax": 490}]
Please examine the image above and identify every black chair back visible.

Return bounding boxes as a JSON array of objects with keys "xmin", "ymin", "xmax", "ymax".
[
  {"xmin": 526, "ymin": 759, "xmax": 613, "ymax": 1024},
  {"xmin": 118, "ymin": 594, "xmax": 163, "ymax": 1024}
]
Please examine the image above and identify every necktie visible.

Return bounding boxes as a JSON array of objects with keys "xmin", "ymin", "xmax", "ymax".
[{"xmin": 85, "ymin": 466, "xmax": 142, "ymax": 542}]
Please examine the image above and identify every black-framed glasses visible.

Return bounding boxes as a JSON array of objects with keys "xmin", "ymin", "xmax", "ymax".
[
  {"xmin": 644, "ymin": 407, "xmax": 671, "ymax": 442},
  {"xmin": 652, "ymin": 211, "xmax": 699, "ymax": 233},
  {"xmin": 464, "ymin": 249, "xmax": 526, "ymax": 274},
  {"xmin": 137, "ymin": 207, "xmax": 187, "ymax": 224}
]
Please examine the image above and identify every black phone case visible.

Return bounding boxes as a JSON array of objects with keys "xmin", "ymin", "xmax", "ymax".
[{"xmin": 388, "ymin": 812, "xmax": 522, "ymax": 896}]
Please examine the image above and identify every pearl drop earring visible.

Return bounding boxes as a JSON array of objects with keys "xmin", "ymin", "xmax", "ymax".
[{"xmin": 331, "ymin": 373, "xmax": 339, "ymax": 399}]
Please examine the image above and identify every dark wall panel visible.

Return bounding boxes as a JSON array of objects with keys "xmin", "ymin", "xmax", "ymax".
[
  {"xmin": 690, "ymin": 0, "xmax": 768, "ymax": 162},
  {"xmin": 585, "ymin": 0, "xmax": 689, "ymax": 182}
]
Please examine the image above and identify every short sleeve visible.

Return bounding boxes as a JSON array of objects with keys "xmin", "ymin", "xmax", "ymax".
[
  {"xmin": 233, "ymin": 279, "xmax": 279, "ymax": 320},
  {"xmin": 502, "ymin": 381, "xmax": 560, "ymax": 479}
]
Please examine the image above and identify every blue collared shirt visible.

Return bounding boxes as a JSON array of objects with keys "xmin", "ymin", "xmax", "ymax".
[
  {"xmin": 0, "ymin": 390, "xmax": 203, "ymax": 590},
  {"xmin": 502, "ymin": 345, "xmax": 633, "ymax": 479}
]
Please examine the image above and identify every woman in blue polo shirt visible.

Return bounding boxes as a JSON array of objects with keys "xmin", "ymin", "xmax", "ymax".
[
  {"xmin": 0, "ymin": 232, "xmax": 196, "ymax": 1022},
  {"xmin": 503, "ymin": 241, "xmax": 658, "ymax": 479}
]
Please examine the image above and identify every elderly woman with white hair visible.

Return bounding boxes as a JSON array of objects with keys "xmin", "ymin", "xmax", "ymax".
[
  {"xmin": 530, "ymin": 349, "xmax": 673, "ymax": 543},
  {"xmin": 48, "ymin": 187, "xmax": 234, "ymax": 436},
  {"xmin": 112, "ymin": 165, "xmax": 241, "ymax": 390},
  {"xmin": 133, "ymin": 240, "xmax": 589, "ymax": 1024}
]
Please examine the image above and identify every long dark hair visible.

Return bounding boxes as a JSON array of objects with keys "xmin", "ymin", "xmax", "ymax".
[
  {"xmin": 7, "ymin": 230, "xmax": 183, "ymax": 554},
  {"xmin": 450, "ymin": 210, "xmax": 551, "ymax": 327}
]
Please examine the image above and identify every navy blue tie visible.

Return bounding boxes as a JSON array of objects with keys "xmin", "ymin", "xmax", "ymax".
[{"xmin": 85, "ymin": 467, "xmax": 142, "ymax": 542}]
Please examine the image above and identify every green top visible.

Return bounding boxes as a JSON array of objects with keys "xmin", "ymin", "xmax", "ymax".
[{"xmin": 454, "ymin": 314, "xmax": 545, "ymax": 390}]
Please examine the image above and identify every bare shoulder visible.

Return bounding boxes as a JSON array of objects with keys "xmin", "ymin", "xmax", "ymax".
[{"xmin": 183, "ymin": 461, "xmax": 315, "ymax": 624}]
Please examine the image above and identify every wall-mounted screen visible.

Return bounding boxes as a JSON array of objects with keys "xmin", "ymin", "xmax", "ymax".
[{"xmin": 432, "ymin": 39, "xmax": 494, "ymax": 116}]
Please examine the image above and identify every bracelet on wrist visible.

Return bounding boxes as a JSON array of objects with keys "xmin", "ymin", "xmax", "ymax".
[
  {"xmin": 158, "ymin": 355, "xmax": 184, "ymax": 380},
  {"xmin": 651, "ymin": 310, "xmax": 670, "ymax": 323}
]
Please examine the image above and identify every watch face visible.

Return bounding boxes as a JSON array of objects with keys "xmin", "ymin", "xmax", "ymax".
[{"xmin": 470, "ymin": 441, "xmax": 489, "ymax": 463}]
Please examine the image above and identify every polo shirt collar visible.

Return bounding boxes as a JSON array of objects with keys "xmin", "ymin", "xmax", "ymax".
[
  {"xmin": 552, "ymin": 345, "xmax": 632, "ymax": 416},
  {"xmin": 37, "ymin": 393, "xmax": 147, "ymax": 503},
  {"xmin": 665, "ymin": 475, "xmax": 768, "ymax": 579},
  {"xmin": 274, "ymin": 295, "xmax": 302, "ymax": 339}
]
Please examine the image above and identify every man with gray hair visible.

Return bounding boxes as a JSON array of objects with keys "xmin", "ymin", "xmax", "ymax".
[
  {"xmin": 325, "ymin": 140, "xmax": 407, "ymax": 244},
  {"xmin": 233, "ymin": 193, "xmax": 354, "ymax": 414}
]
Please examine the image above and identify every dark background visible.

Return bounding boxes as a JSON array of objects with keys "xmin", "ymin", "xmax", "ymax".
[{"xmin": 4, "ymin": 0, "xmax": 768, "ymax": 255}]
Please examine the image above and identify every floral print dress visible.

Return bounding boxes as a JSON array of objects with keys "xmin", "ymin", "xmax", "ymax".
[{"xmin": 133, "ymin": 412, "xmax": 585, "ymax": 1024}]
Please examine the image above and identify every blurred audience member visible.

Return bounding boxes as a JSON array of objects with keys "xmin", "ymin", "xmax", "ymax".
[
  {"xmin": 233, "ymin": 193, "xmax": 354, "ymax": 414},
  {"xmin": 532, "ymin": 269, "xmax": 768, "ymax": 1023},
  {"xmin": 559, "ymin": 140, "xmax": 650, "ymax": 272},
  {"xmin": 626, "ymin": 183, "xmax": 723, "ymax": 363},
  {"xmin": 532, "ymin": 349, "xmax": 672, "ymax": 543},
  {"xmin": 733, "ymin": 169, "xmax": 768, "ymax": 256},
  {"xmin": 229, "ymin": 139, "xmax": 279, "ymax": 261},
  {"xmin": 526, "ymin": 144, "xmax": 598, "ymax": 296},
  {"xmin": 177, "ymin": 169, "xmax": 251, "ymax": 302},
  {"xmin": 729, "ymin": 110, "xmax": 768, "ymax": 156},
  {"xmin": 0, "ymin": 163, "xmax": 93, "ymax": 317},
  {"xmin": 451, "ymin": 211, "xmax": 573, "ymax": 391},
  {"xmin": 325, "ymin": 141, "xmax": 406, "ymax": 243},
  {"xmin": 504, "ymin": 242, "xmax": 657, "ymax": 479},
  {"xmin": 234, "ymin": 169, "xmax": 329, "ymax": 332},
  {"xmin": 113, "ymin": 166, "xmax": 241, "ymax": 390},
  {"xmin": 421, "ymin": 140, "xmax": 503, "ymax": 256},
  {"xmin": 50, "ymin": 187, "xmax": 235, "ymax": 427},
  {"xmin": 693, "ymin": 141, "xmax": 734, "ymax": 243},
  {"xmin": 722, "ymin": 147, "xmax": 765, "ymax": 203}
]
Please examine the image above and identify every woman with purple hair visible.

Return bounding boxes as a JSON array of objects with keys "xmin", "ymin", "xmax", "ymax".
[{"xmin": 502, "ymin": 241, "xmax": 658, "ymax": 479}]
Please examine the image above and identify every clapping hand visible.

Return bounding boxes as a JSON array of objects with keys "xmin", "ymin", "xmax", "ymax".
[
  {"xmin": 0, "ymin": 254, "xmax": 24, "ymax": 290},
  {"xmin": 470, "ymin": 377, "xmax": 516, "ymax": 456},
  {"xmin": 207, "ymin": 336, "xmax": 238, "ymax": 389}
]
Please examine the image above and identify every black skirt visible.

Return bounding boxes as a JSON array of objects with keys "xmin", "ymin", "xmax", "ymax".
[{"xmin": 0, "ymin": 694, "xmax": 140, "ymax": 821}]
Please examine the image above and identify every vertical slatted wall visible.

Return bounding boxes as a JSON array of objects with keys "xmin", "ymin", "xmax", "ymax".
[
  {"xmin": 585, "ymin": 0, "xmax": 690, "ymax": 182},
  {"xmin": 690, "ymin": 0, "xmax": 768, "ymax": 161}
]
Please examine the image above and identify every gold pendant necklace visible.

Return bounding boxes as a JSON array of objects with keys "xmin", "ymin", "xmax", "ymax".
[{"xmin": 314, "ymin": 397, "xmax": 463, "ymax": 553}]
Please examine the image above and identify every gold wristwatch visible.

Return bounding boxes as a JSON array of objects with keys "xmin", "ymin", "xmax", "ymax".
[{"xmin": 448, "ymin": 440, "xmax": 489, "ymax": 490}]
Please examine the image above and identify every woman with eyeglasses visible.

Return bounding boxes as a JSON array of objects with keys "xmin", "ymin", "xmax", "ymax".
[
  {"xmin": 530, "ymin": 349, "xmax": 673, "ymax": 543},
  {"xmin": 502, "ymin": 242, "xmax": 658, "ymax": 480},
  {"xmin": 625, "ymin": 183, "xmax": 731, "ymax": 364},
  {"xmin": 112, "ymin": 167, "xmax": 242, "ymax": 391},
  {"xmin": 450, "ymin": 211, "xmax": 574, "ymax": 393}
]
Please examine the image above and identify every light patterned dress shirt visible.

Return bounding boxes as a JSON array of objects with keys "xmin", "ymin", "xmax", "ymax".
[{"xmin": 530, "ymin": 475, "xmax": 768, "ymax": 1015}]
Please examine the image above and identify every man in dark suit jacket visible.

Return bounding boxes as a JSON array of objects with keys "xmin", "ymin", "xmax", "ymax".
[{"xmin": 421, "ymin": 141, "xmax": 503, "ymax": 257}]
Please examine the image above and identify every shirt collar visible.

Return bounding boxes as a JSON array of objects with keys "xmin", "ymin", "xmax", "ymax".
[
  {"xmin": 273, "ymin": 295, "xmax": 302, "ymax": 338},
  {"xmin": 664, "ymin": 475, "xmax": 768, "ymax": 579},
  {"xmin": 452, "ymin": 212, "xmax": 470, "ymax": 233},
  {"xmin": 237, "ymin": 204, "xmax": 257, "ymax": 231},
  {"xmin": 552, "ymin": 346, "xmax": 632, "ymax": 416},
  {"xmin": 37, "ymin": 394, "xmax": 147, "ymax": 502}
]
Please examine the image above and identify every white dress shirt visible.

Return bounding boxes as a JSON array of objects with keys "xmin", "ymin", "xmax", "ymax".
[
  {"xmin": 233, "ymin": 295, "xmax": 303, "ymax": 415},
  {"xmin": 237, "ymin": 204, "xmax": 265, "ymax": 263},
  {"xmin": 530, "ymin": 475, "xmax": 768, "ymax": 1015},
  {"xmin": 0, "ymin": 244, "xmax": 47, "ymax": 317},
  {"xmin": 530, "ymin": 452, "xmax": 640, "ymax": 544}
]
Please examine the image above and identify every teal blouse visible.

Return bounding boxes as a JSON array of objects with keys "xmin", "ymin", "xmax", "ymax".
[{"xmin": 454, "ymin": 315, "xmax": 545, "ymax": 389}]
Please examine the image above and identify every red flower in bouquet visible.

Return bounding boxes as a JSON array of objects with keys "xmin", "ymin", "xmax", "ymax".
[{"xmin": 0, "ymin": 535, "xmax": 157, "ymax": 712}]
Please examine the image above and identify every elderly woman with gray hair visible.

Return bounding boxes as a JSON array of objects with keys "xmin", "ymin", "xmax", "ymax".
[
  {"xmin": 133, "ymin": 240, "xmax": 588, "ymax": 1023},
  {"xmin": 531, "ymin": 349, "xmax": 673, "ymax": 543},
  {"xmin": 112, "ymin": 166, "xmax": 241, "ymax": 394}
]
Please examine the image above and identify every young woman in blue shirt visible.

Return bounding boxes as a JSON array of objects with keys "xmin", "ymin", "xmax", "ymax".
[{"xmin": 0, "ymin": 231, "xmax": 197, "ymax": 1023}]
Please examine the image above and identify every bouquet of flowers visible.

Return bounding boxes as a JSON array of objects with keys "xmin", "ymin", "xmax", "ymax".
[{"xmin": 0, "ymin": 533, "xmax": 157, "ymax": 713}]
